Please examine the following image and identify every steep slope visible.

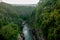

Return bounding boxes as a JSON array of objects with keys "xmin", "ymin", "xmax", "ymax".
[
  {"xmin": 29, "ymin": 0, "xmax": 60, "ymax": 40},
  {"xmin": 0, "ymin": 2, "xmax": 22, "ymax": 40},
  {"xmin": 0, "ymin": 2, "xmax": 36, "ymax": 40},
  {"xmin": 15, "ymin": 6, "xmax": 35, "ymax": 20}
]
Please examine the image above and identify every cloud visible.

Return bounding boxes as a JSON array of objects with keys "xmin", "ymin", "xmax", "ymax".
[{"xmin": 3, "ymin": 0, "xmax": 39, "ymax": 4}]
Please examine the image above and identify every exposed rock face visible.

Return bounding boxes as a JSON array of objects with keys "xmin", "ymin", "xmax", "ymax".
[
  {"xmin": 31, "ymin": 29, "xmax": 45, "ymax": 40},
  {"xmin": 18, "ymin": 34, "xmax": 23, "ymax": 40}
]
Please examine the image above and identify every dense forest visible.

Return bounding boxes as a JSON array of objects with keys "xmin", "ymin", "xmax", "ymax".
[
  {"xmin": 0, "ymin": 2, "xmax": 35, "ymax": 40},
  {"xmin": 15, "ymin": 6, "xmax": 35, "ymax": 20},
  {"xmin": 0, "ymin": 2, "xmax": 22, "ymax": 40},
  {"xmin": 0, "ymin": 0, "xmax": 60, "ymax": 40},
  {"xmin": 28, "ymin": 0, "xmax": 60, "ymax": 40}
]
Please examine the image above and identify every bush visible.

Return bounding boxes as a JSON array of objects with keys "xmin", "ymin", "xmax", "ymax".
[{"xmin": 0, "ymin": 24, "xmax": 19, "ymax": 40}]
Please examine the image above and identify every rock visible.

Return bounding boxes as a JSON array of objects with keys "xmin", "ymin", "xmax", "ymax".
[{"xmin": 18, "ymin": 34, "xmax": 23, "ymax": 40}]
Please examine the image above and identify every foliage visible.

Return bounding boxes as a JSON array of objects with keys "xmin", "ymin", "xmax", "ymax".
[
  {"xmin": 0, "ymin": 2, "xmax": 35, "ymax": 40},
  {"xmin": 16, "ymin": 6, "xmax": 35, "ymax": 20},
  {"xmin": 0, "ymin": 2, "xmax": 22, "ymax": 40},
  {"xmin": 0, "ymin": 24, "xmax": 18, "ymax": 40},
  {"xmin": 29, "ymin": 0, "xmax": 60, "ymax": 40}
]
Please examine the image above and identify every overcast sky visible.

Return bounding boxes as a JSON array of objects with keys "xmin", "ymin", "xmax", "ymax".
[{"xmin": 3, "ymin": 0, "xmax": 39, "ymax": 4}]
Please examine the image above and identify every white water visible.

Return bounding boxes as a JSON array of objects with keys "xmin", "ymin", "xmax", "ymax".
[{"xmin": 23, "ymin": 23, "xmax": 33, "ymax": 40}]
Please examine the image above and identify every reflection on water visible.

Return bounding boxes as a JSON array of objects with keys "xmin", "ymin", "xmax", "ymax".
[{"xmin": 23, "ymin": 23, "xmax": 33, "ymax": 40}]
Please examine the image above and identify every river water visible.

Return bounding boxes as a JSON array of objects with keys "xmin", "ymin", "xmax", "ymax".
[{"xmin": 23, "ymin": 22, "xmax": 33, "ymax": 40}]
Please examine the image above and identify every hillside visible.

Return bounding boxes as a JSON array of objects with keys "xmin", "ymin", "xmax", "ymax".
[
  {"xmin": 12, "ymin": 4, "xmax": 37, "ymax": 7},
  {"xmin": 28, "ymin": 0, "xmax": 60, "ymax": 40},
  {"xmin": 0, "ymin": 2, "xmax": 22, "ymax": 40},
  {"xmin": 0, "ymin": 2, "xmax": 18, "ymax": 14},
  {"xmin": 0, "ymin": 0, "xmax": 60, "ymax": 40},
  {"xmin": 0, "ymin": 2, "xmax": 35, "ymax": 40},
  {"xmin": 15, "ymin": 6, "xmax": 35, "ymax": 20}
]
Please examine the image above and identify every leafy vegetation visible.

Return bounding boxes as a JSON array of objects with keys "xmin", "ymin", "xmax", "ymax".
[
  {"xmin": 0, "ymin": 24, "xmax": 18, "ymax": 40},
  {"xmin": 0, "ymin": 0, "xmax": 60, "ymax": 40},
  {"xmin": 28, "ymin": 0, "xmax": 60, "ymax": 40},
  {"xmin": 0, "ymin": 2, "xmax": 22, "ymax": 40},
  {"xmin": 0, "ymin": 2, "xmax": 35, "ymax": 40},
  {"xmin": 16, "ymin": 6, "xmax": 35, "ymax": 20}
]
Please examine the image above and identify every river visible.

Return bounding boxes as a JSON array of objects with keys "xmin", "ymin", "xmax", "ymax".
[{"xmin": 22, "ymin": 21, "xmax": 33, "ymax": 40}]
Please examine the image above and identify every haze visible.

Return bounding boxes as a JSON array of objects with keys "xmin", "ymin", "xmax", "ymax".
[{"xmin": 3, "ymin": 0, "xmax": 39, "ymax": 4}]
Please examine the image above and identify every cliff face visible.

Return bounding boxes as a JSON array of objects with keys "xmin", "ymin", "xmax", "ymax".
[{"xmin": 28, "ymin": 0, "xmax": 60, "ymax": 40}]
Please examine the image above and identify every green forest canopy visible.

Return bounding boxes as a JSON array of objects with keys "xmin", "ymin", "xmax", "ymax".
[
  {"xmin": 0, "ymin": 2, "xmax": 35, "ymax": 40},
  {"xmin": 28, "ymin": 0, "xmax": 60, "ymax": 40},
  {"xmin": 0, "ymin": 0, "xmax": 60, "ymax": 40}
]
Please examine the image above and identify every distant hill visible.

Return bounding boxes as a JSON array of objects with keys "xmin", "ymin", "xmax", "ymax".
[
  {"xmin": 0, "ymin": 2, "xmax": 20, "ymax": 24},
  {"xmin": 0, "ymin": 2, "xmax": 18, "ymax": 15},
  {"xmin": 0, "ymin": 2, "xmax": 35, "ymax": 20},
  {"xmin": 12, "ymin": 4, "xmax": 37, "ymax": 7},
  {"xmin": 15, "ymin": 5, "xmax": 35, "ymax": 20}
]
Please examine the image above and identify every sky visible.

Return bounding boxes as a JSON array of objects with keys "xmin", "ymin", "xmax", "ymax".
[{"xmin": 3, "ymin": 0, "xmax": 39, "ymax": 4}]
